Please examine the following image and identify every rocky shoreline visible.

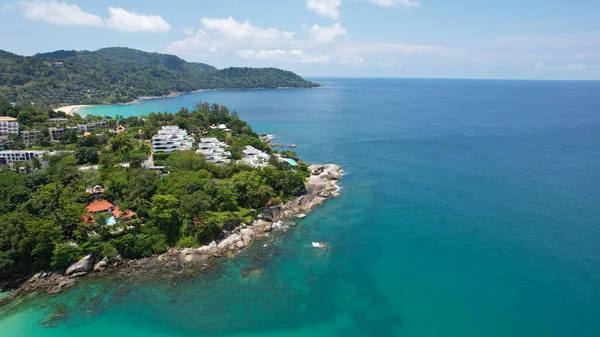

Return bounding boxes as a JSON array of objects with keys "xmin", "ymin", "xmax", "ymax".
[{"xmin": 0, "ymin": 164, "xmax": 342, "ymax": 306}]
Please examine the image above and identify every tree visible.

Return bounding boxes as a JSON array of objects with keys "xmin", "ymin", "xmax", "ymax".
[
  {"xmin": 94, "ymin": 212, "xmax": 109, "ymax": 228},
  {"xmin": 150, "ymin": 194, "xmax": 181, "ymax": 244},
  {"xmin": 51, "ymin": 243, "xmax": 81, "ymax": 270},
  {"xmin": 75, "ymin": 147, "xmax": 99, "ymax": 165},
  {"xmin": 215, "ymin": 181, "xmax": 238, "ymax": 212},
  {"xmin": 109, "ymin": 132, "xmax": 135, "ymax": 155},
  {"xmin": 231, "ymin": 170, "xmax": 274, "ymax": 208}
]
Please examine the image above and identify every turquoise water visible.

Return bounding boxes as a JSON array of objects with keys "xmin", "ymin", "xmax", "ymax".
[
  {"xmin": 106, "ymin": 217, "xmax": 116, "ymax": 226},
  {"xmin": 2, "ymin": 78, "xmax": 600, "ymax": 336},
  {"xmin": 283, "ymin": 158, "xmax": 298, "ymax": 166}
]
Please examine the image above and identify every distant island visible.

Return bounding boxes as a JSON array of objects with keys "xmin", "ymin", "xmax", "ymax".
[{"xmin": 0, "ymin": 47, "xmax": 320, "ymax": 106}]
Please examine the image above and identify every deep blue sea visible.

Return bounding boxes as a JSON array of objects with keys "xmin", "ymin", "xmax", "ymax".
[{"xmin": 1, "ymin": 78, "xmax": 600, "ymax": 336}]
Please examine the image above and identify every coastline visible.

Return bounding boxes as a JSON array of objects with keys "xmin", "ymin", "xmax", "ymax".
[
  {"xmin": 0, "ymin": 164, "xmax": 342, "ymax": 306},
  {"xmin": 53, "ymin": 86, "xmax": 326, "ymax": 114},
  {"xmin": 53, "ymin": 105, "xmax": 93, "ymax": 116}
]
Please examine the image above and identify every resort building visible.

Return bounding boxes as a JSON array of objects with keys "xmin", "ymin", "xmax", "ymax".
[
  {"xmin": 83, "ymin": 200, "xmax": 134, "ymax": 225},
  {"xmin": 86, "ymin": 185, "xmax": 106, "ymax": 195},
  {"xmin": 151, "ymin": 126, "xmax": 194, "ymax": 153},
  {"xmin": 49, "ymin": 127, "xmax": 65, "ymax": 142},
  {"xmin": 21, "ymin": 130, "xmax": 41, "ymax": 145},
  {"xmin": 0, "ymin": 135, "xmax": 14, "ymax": 149},
  {"xmin": 46, "ymin": 118, "xmax": 68, "ymax": 124},
  {"xmin": 77, "ymin": 121, "xmax": 107, "ymax": 132},
  {"xmin": 196, "ymin": 137, "xmax": 231, "ymax": 164},
  {"xmin": 241, "ymin": 145, "xmax": 270, "ymax": 167},
  {"xmin": 0, "ymin": 150, "xmax": 45, "ymax": 167},
  {"xmin": 0, "ymin": 117, "xmax": 19, "ymax": 135}
]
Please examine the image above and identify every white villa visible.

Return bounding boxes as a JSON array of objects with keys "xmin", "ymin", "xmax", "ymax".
[
  {"xmin": 152, "ymin": 126, "xmax": 195, "ymax": 153},
  {"xmin": 196, "ymin": 137, "xmax": 231, "ymax": 164},
  {"xmin": 241, "ymin": 145, "xmax": 270, "ymax": 167}
]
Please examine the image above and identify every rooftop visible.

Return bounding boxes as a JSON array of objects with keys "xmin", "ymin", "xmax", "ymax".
[
  {"xmin": 87, "ymin": 200, "xmax": 114, "ymax": 213},
  {"xmin": 0, "ymin": 117, "xmax": 17, "ymax": 122}
]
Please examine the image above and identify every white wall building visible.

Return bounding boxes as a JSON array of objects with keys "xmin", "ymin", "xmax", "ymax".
[
  {"xmin": 0, "ymin": 117, "xmax": 19, "ymax": 135},
  {"xmin": 196, "ymin": 137, "xmax": 231, "ymax": 164},
  {"xmin": 241, "ymin": 145, "xmax": 270, "ymax": 167},
  {"xmin": 152, "ymin": 126, "xmax": 194, "ymax": 153},
  {"xmin": 0, "ymin": 150, "xmax": 45, "ymax": 166}
]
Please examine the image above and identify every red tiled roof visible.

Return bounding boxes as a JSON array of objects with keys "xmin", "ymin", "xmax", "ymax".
[
  {"xmin": 87, "ymin": 200, "xmax": 114, "ymax": 213},
  {"xmin": 113, "ymin": 206, "xmax": 133, "ymax": 219}
]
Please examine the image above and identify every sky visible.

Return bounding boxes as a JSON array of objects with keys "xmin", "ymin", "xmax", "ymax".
[{"xmin": 0, "ymin": 0, "xmax": 599, "ymax": 80}]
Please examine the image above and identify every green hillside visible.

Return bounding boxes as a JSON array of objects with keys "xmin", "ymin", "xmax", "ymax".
[{"xmin": 0, "ymin": 47, "xmax": 319, "ymax": 105}]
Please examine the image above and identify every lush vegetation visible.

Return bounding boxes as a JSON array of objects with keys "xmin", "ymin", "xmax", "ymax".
[
  {"xmin": 0, "ymin": 101, "xmax": 309, "ymax": 282},
  {"xmin": 0, "ymin": 47, "xmax": 319, "ymax": 106}
]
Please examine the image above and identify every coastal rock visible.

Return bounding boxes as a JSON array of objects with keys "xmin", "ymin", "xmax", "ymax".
[
  {"xmin": 240, "ymin": 228, "xmax": 255, "ymax": 237},
  {"xmin": 70, "ymin": 272, "xmax": 88, "ymax": 278},
  {"xmin": 235, "ymin": 240, "xmax": 246, "ymax": 248},
  {"xmin": 66, "ymin": 255, "xmax": 94, "ymax": 276},
  {"xmin": 296, "ymin": 213, "xmax": 306, "ymax": 219},
  {"xmin": 93, "ymin": 260, "xmax": 108, "ymax": 272},
  {"xmin": 229, "ymin": 234, "xmax": 242, "ymax": 243},
  {"xmin": 242, "ymin": 234, "xmax": 252, "ymax": 247}
]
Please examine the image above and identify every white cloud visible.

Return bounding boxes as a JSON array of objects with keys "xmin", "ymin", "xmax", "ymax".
[
  {"xmin": 378, "ymin": 60, "xmax": 404, "ymax": 67},
  {"xmin": 166, "ymin": 17, "xmax": 297, "ymax": 56},
  {"xmin": 535, "ymin": 62, "xmax": 598, "ymax": 71},
  {"xmin": 183, "ymin": 27, "xmax": 195, "ymax": 36},
  {"xmin": 201, "ymin": 17, "xmax": 294, "ymax": 44},
  {"xmin": 238, "ymin": 49, "xmax": 330, "ymax": 63},
  {"xmin": 16, "ymin": 0, "xmax": 103, "ymax": 26},
  {"xmin": 306, "ymin": 0, "xmax": 342, "ymax": 20},
  {"xmin": 1, "ymin": 4, "xmax": 15, "ymax": 11},
  {"xmin": 15, "ymin": 1, "xmax": 171, "ymax": 32},
  {"xmin": 309, "ymin": 22, "xmax": 347, "ymax": 43},
  {"xmin": 105, "ymin": 7, "xmax": 171, "ymax": 33},
  {"xmin": 165, "ymin": 30, "xmax": 213, "ymax": 56},
  {"xmin": 338, "ymin": 55, "xmax": 363, "ymax": 65},
  {"xmin": 368, "ymin": 0, "xmax": 420, "ymax": 7},
  {"xmin": 342, "ymin": 42, "xmax": 442, "ymax": 55}
]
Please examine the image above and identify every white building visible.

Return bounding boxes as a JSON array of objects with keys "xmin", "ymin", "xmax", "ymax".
[
  {"xmin": 0, "ymin": 150, "xmax": 45, "ymax": 167},
  {"xmin": 152, "ymin": 126, "xmax": 194, "ymax": 153},
  {"xmin": 0, "ymin": 117, "xmax": 19, "ymax": 135},
  {"xmin": 21, "ymin": 130, "xmax": 41, "ymax": 145},
  {"xmin": 46, "ymin": 118, "xmax": 68, "ymax": 124},
  {"xmin": 49, "ymin": 127, "xmax": 65, "ymax": 142},
  {"xmin": 241, "ymin": 146, "xmax": 270, "ymax": 167},
  {"xmin": 77, "ymin": 121, "xmax": 107, "ymax": 132},
  {"xmin": 196, "ymin": 137, "xmax": 231, "ymax": 164}
]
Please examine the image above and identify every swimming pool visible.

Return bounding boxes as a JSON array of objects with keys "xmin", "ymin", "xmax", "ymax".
[
  {"xmin": 284, "ymin": 158, "xmax": 298, "ymax": 166},
  {"xmin": 106, "ymin": 216, "xmax": 116, "ymax": 225}
]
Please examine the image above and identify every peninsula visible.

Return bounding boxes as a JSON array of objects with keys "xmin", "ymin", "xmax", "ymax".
[
  {"xmin": 0, "ymin": 100, "xmax": 341, "ymax": 302},
  {"xmin": 0, "ymin": 47, "xmax": 319, "ymax": 106}
]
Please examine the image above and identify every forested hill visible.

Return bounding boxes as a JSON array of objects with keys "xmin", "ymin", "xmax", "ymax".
[{"xmin": 0, "ymin": 47, "xmax": 319, "ymax": 105}]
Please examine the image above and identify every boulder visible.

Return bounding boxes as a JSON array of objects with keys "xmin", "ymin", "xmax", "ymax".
[
  {"xmin": 240, "ymin": 228, "xmax": 255, "ymax": 237},
  {"xmin": 235, "ymin": 240, "xmax": 246, "ymax": 248},
  {"xmin": 65, "ymin": 255, "xmax": 94, "ymax": 276},
  {"xmin": 93, "ymin": 260, "xmax": 108, "ymax": 272},
  {"xmin": 296, "ymin": 213, "xmax": 306, "ymax": 219},
  {"xmin": 229, "ymin": 234, "xmax": 242, "ymax": 243},
  {"xmin": 242, "ymin": 234, "xmax": 252, "ymax": 246}
]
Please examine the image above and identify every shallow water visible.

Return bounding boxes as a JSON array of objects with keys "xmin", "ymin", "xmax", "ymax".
[{"xmin": 2, "ymin": 78, "xmax": 600, "ymax": 336}]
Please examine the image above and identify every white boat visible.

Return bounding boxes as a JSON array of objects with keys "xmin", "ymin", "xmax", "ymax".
[{"xmin": 312, "ymin": 242, "xmax": 325, "ymax": 248}]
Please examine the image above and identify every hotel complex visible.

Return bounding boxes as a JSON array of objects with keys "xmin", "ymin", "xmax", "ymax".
[{"xmin": 151, "ymin": 126, "xmax": 195, "ymax": 153}]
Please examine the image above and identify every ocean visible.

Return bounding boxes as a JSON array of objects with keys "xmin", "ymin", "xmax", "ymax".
[{"xmin": 1, "ymin": 78, "xmax": 599, "ymax": 336}]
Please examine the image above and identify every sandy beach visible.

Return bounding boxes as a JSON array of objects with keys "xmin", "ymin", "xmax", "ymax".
[{"xmin": 54, "ymin": 105, "xmax": 92, "ymax": 115}]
